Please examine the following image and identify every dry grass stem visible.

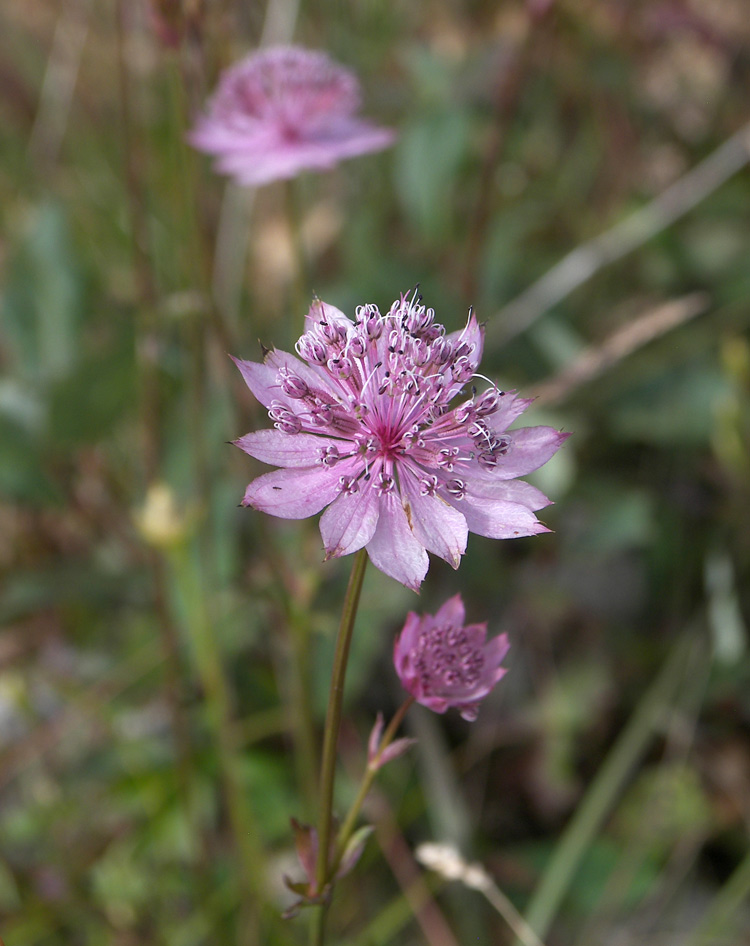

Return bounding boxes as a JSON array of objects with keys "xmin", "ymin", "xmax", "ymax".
[
  {"xmin": 532, "ymin": 292, "xmax": 710, "ymax": 405},
  {"xmin": 489, "ymin": 123, "xmax": 750, "ymax": 346}
]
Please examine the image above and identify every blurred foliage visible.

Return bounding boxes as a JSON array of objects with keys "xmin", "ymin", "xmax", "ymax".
[{"xmin": 1, "ymin": 0, "xmax": 750, "ymax": 944}]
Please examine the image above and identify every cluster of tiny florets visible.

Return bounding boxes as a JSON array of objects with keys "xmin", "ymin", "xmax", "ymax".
[
  {"xmin": 234, "ymin": 292, "xmax": 567, "ymax": 589},
  {"xmin": 392, "ymin": 596, "xmax": 510, "ymax": 719},
  {"xmin": 273, "ymin": 293, "xmax": 512, "ymax": 503},
  {"xmin": 212, "ymin": 47, "xmax": 360, "ymax": 135},
  {"xmin": 412, "ymin": 623, "xmax": 486, "ymax": 692}
]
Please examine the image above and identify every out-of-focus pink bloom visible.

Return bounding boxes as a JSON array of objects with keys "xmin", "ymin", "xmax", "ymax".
[
  {"xmin": 189, "ymin": 46, "xmax": 395, "ymax": 186},
  {"xmin": 393, "ymin": 595, "xmax": 509, "ymax": 721},
  {"xmin": 233, "ymin": 292, "xmax": 569, "ymax": 590}
]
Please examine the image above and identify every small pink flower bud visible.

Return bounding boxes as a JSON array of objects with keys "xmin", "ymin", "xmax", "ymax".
[{"xmin": 393, "ymin": 595, "xmax": 510, "ymax": 720}]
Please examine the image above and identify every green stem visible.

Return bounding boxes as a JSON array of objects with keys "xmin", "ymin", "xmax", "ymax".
[
  {"xmin": 331, "ymin": 696, "xmax": 415, "ymax": 874},
  {"xmin": 310, "ymin": 549, "xmax": 369, "ymax": 946},
  {"xmin": 115, "ymin": 0, "xmax": 209, "ymax": 903},
  {"xmin": 515, "ymin": 633, "xmax": 700, "ymax": 944},
  {"xmin": 172, "ymin": 544, "xmax": 265, "ymax": 945},
  {"xmin": 285, "ymin": 178, "xmax": 309, "ymax": 330},
  {"xmin": 261, "ymin": 519, "xmax": 319, "ymax": 818},
  {"xmin": 165, "ymin": 55, "xmax": 238, "ymax": 361},
  {"xmin": 684, "ymin": 847, "xmax": 750, "ymax": 946},
  {"xmin": 288, "ymin": 606, "xmax": 320, "ymax": 819}
]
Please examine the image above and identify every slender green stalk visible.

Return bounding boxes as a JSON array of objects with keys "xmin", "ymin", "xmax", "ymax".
[
  {"xmin": 515, "ymin": 633, "xmax": 700, "ymax": 944},
  {"xmin": 288, "ymin": 606, "xmax": 320, "ymax": 818},
  {"xmin": 310, "ymin": 549, "xmax": 369, "ymax": 946},
  {"xmin": 684, "ymin": 847, "xmax": 750, "ymax": 946},
  {"xmin": 172, "ymin": 543, "xmax": 266, "ymax": 946},
  {"xmin": 261, "ymin": 520, "xmax": 319, "ymax": 817},
  {"xmin": 461, "ymin": 17, "xmax": 536, "ymax": 300},
  {"xmin": 285, "ymin": 177, "xmax": 310, "ymax": 325},
  {"xmin": 331, "ymin": 696, "xmax": 415, "ymax": 874},
  {"xmin": 165, "ymin": 55, "xmax": 238, "ymax": 361},
  {"xmin": 340, "ymin": 878, "xmax": 449, "ymax": 946},
  {"xmin": 114, "ymin": 0, "xmax": 207, "ymax": 894},
  {"xmin": 160, "ymin": 37, "xmax": 271, "ymax": 942}
]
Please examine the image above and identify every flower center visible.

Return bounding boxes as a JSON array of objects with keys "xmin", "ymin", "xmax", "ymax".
[{"xmin": 413, "ymin": 624, "xmax": 485, "ymax": 693}]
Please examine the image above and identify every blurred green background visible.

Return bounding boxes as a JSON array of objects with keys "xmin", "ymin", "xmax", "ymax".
[{"xmin": 1, "ymin": 1, "xmax": 750, "ymax": 944}]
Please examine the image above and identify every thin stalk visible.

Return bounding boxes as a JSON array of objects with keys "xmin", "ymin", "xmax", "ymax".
[
  {"xmin": 372, "ymin": 801, "xmax": 460, "ymax": 946},
  {"xmin": 684, "ymin": 848, "xmax": 750, "ymax": 946},
  {"xmin": 172, "ymin": 544, "xmax": 265, "ymax": 945},
  {"xmin": 310, "ymin": 549, "xmax": 369, "ymax": 946},
  {"xmin": 165, "ymin": 55, "xmax": 238, "ymax": 361},
  {"xmin": 489, "ymin": 121, "xmax": 750, "ymax": 347},
  {"xmin": 115, "ymin": 0, "xmax": 202, "ymax": 879},
  {"xmin": 515, "ymin": 633, "xmax": 700, "ymax": 944},
  {"xmin": 288, "ymin": 606, "xmax": 320, "ymax": 818},
  {"xmin": 162, "ymin": 39, "xmax": 269, "ymax": 941},
  {"xmin": 261, "ymin": 519, "xmax": 319, "ymax": 818},
  {"xmin": 340, "ymin": 879, "xmax": 449, "ymax": 946},
  {"xmin": 285, "ymin": 178, "xmax": 310, "ymax": 332},
  {"xmin": 461, "ymin": 17, "xmax": 537, "ymax": 301},
  {"xmin": 331, "ymin": 696, "xmax": 415, "ymax": 874},
  {"xmin": 151, "ymin": 551, "xmax": 198, "ymax": 817},
  {"xmin": 479, "ymin": 880, "xmax": 547, "ymax": 946}
]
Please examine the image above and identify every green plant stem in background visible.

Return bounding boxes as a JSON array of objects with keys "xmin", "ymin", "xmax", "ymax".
[
  {"xmin": 285, "ymin": 177, "xmax": 310, "ymax": 333},
  {"xmin": 166, "ymin": 56, "xmax": 239, "ymax": 362},
  {"xmin": 331, "ymin": 696, "xmax": 415, "ymax": 875},
  {"xmin": 684, "ymin": 847, "xmax": 750, "ymax": 946},
  {"xmin": 461, "ymin": 13, "xmax": 537, "ymax": 301},
  {"xmin": 288, "ymin": 604, "xmax": 320, "ymax": 818},
  {"xmin": 310, "ymin": 549, "xmax": 369, "ymax": 946},
  {"xmin": 515, "ymin": 633, "xmax": 703, "ymax": 945},
  {"xmin": 114, "ymin": 0, "xmax": 208, "ymax": 894},
  {"xmin": 162, "ymin": 39, "xmax": 274, "ymax": 943},
  {"xmin": 489, "ymin": 120, "xmax": 750, "ymax": 347},
  {"xmin": 261, "ymin": 521, "xmax": 319, "ymax": 818},
  {"xmin": 171, "ymin": 544, "xmax": 266, "ymax": 946}
]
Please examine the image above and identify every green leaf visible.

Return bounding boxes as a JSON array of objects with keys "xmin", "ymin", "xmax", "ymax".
[
  {"xmin": 47, "ymin": 330, "xmax": 135, "ymax": 447},
  {"xmin": 0, "ymin": 414, "xmax": 61, "ymax": 504},
  {"xmin": 395, "ymin": 111, "xmax": 471, "ymax": 241},
  {"xmin": 1, "ymin": 201, "xmax": 84, "ymax": 384},
  {"xmin": 609, "ymin": 361, "xmax": 730, "ymax": 446}
]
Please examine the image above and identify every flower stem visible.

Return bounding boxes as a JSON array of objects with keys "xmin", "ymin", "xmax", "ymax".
[
  {"xmin": 684, "ymin": 846, "xmax": 750, "ymax": 946},
  {"xmin": 331, "ymin": 696, "xmax": 415, "ymax": 875},
  {"xmin": 173, "ymin": 543, "xmax": 266, "ymax": 945},
  {"xmin": 310, "ymin": 549, "xmax": 369, "ymax": 946},
  {"xmin": 286, "ymin": 177, "xmax": 310, "ymax": 316},
  {"xmin": 515, "ymin": 632, "xmax": 698, "ymax": 944}
]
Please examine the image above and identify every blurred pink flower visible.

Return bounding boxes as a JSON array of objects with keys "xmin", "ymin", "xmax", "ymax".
[
  {"xmin": 189, "ymin": 46, "xmax": 395, "ymax": 186},
  {"xmin": 232, "ymin": 292, "xmax": 569, "ymax": 590},
  {"xmin": 393, "ymin": 594, "xmax": 509, "ymax": 720}
]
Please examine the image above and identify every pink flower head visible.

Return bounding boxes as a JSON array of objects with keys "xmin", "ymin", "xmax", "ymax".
[
  {"xmin": 189, "ymin": 46, "xmax": 395, "ymax": 186},
  {"xmin": 393, "ymin": 594, "xmax": 509, "ymax": 721},
  {"xmin": 233, "ymin": 292, "xmax": 570, "ymax": 590}
]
